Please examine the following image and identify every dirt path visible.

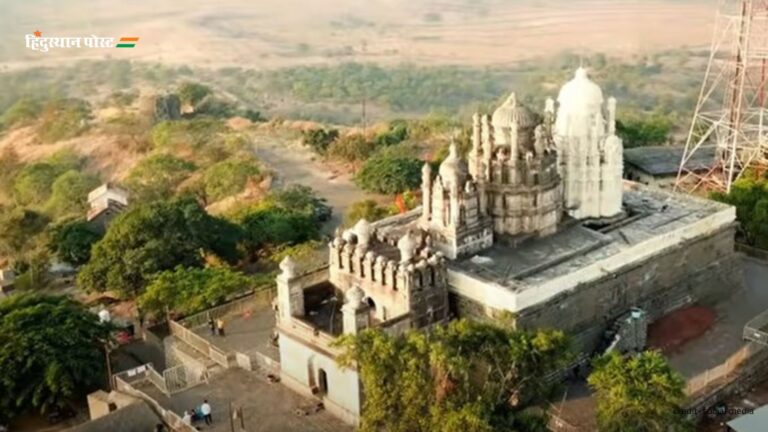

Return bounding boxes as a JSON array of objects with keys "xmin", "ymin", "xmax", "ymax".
[{"xmin": 250, "ymin": 132, "xmax": 370, "ymax": 233}]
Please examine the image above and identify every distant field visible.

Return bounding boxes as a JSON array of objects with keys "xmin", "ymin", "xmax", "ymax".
[{"xmin": 1, "ymin": 0, "xmax": 717, "ymax": 70}]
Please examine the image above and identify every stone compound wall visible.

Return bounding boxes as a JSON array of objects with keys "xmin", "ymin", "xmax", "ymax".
[{"xmin": 453, "ymin": 223, "xmax": 741, "ymax": 354}]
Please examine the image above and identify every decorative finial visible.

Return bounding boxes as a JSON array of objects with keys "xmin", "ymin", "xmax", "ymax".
[
  {"xmin": 279, "ymin": 256, "xmax": 297, "ymax": 278},
  {"xmin": 575, "ymin": 67, "xmax": 588, "ymax": 79},
  {"xmin": 504, "ymin": 92, "xmax": 517, "ymax": 106}
]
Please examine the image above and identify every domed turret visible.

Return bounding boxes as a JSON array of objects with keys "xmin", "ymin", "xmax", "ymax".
[
  {"xmin": 345, "ymin": 285, "xmax": 365, "ymax": 309},
  {"xmin": 438, "ymin": 143, "xmax": 468, "ymax": 191},
  {"xmin": 492, "ymin": 93, "xmax": 540, "ymax": 131},
  {"xmin": 491, "ymin": 93, "xmax": 541, "ymax": 149},
  {"xmin": 555, "ymin": 68, "xmax": 605, "ymax": 137},
  {"xmin": 352, "ymin": 219, "xmax": 371, "ymax": 247}
]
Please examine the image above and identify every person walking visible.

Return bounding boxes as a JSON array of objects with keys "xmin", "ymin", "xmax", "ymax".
[
  {"xmin": 216, "ymin": 318, "xmax": 225, "ymax": 337},
  {"xmin": 208, "ymin": 317, "xmax": 216, "ymax": 336},
  {"xmin": 201, "ymin": 400, "xmax": 213, "ymax": 425}
]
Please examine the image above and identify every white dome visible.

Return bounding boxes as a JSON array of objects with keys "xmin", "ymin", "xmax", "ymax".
[
  {"xmin": 492, "ymin": 93, "xmax": 539, "ymax": 130},
  {"xmin": 345, "ymin": 286, "xmax": 365, "ymax": 308},
  {"xmin": 555, "ymin": 68, "xmax": 605, "ymax": 137},
  {"xmin": 438, "ymin": 143, "xmax": 468, "ymax": 190},
  {"xmin": 352, "ymin": 219, "xmax": 371, "ymax": 246}
]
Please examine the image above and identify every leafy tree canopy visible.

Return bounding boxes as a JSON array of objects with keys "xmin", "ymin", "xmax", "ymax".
[
  {"xmin": 344, "ymin": 199, "xmax": 393, "ymax": 226},
  {"xmin": 125, "ymin": 153, "xmax": 197, "ymax": 202},
  {"xmin": 0, "ymin": 97, "xmax": 41, "ymax": 130},
  {"xmin": 139, "ymin": 266, "xmax": 253, "ymax": 317},
  {"xmin": 78, "ymin": 198, "xmax": 242, "ymax": 298},
  {"xmin": 616, "ymin": 112, "xmax": 672, "ymax": 148},
  {"xmin": 202, "ymin": 156, "xmax": 261, "ymax": 202},
  {"xmin": 178, "ymin": 82, "xmax": 213, "ymax": 107},
  {"xmin": 45, "ymin": 170, "xmax": 101, "ymax": 217},
  {"xmin": 355, "ymin": 147, "xmax": 423, "ymax": 195},
  {"xmin": 301, "ymin": 128, "xmax": 339, "ymax": 154},
  {"xmin": 711, "ymin": 171, "xmax": 768, "ymax": 249},
  {"xmin": 48, "ymin": 218, "xmax": 103, "ymax": 266},
  {"xmin": 0, "ymin": 294, "xmax": 111, "ymax": 421},
  {"xmin": 261, "ymin": 184, "xmax": 330, "ymax": 221},
  {"xmin": 0, "ymin": 208, "xmax": 50, "ymax": 261},
  {"xmin": 588, "ymin": 351, "xmax": 689, "ymax": 432},
  {"xmin": 12, "ymin": 150, "xmax": 83, "ymax": 206},
  {"xmin": 335, "ymin": 319, "xmax": 572, "ymax": 432},
  {"xmin": 327, "ymin": 133, "xmax": 377, "ymax": 162}
]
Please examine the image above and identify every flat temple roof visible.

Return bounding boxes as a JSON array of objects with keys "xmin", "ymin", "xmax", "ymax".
[
  {"xmin": 624, "ymin": 145, "xmax": 715, "ymax": 176},
  {"xmin": 373, "ymin": 182, "xmax": 732, "ymax": 294}
]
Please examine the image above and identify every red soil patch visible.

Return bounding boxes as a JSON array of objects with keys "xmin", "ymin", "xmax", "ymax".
[{"xmin": 647, "ymin": 306, "xmax": 716, "ymax": 354}]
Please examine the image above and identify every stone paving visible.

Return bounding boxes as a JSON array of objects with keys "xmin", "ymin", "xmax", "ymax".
[{"xmin": 138, "ymin": 368, "xmax": 351, "ymax": 432}]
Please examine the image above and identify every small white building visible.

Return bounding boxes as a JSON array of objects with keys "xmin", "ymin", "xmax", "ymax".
[
  {"xmin": 87, "ymin": 183, "xmax": 129, "ymax": 231},
  {"xmin": 275, "ymin": 220, "xmax": 450, "ymax": 425}
]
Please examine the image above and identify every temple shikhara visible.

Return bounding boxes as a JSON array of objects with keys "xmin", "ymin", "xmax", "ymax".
[{"xmin": 273, "ymin": 69, "xmax": 740, "ymax": 424}]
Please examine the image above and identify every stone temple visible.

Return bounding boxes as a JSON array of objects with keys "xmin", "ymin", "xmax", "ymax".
[{"xmin": 273, "ymin": 68, "xmax": 741, "ymax": 425}]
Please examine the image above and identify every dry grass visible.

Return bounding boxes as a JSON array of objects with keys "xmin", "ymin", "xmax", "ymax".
[{"xmin": 2, "ymin": 0, "xmax": 716, "ymax": 70}]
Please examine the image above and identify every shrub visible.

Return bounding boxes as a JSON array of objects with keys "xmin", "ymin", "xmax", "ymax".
[
  {"xmin": 125, "ymin": 154, "xmax": 197, "ymax": 201},
  {"xmin": 202, "ymin": 157, "xmax": 261, "ymax": 202},
  {"xmin": 328, "ymin": 133, "xmax": 376, "ymax": 162},
  {"xmin": 0, "ymin": 97, "xmax": 41, "ymax": 129},
  {"xmin": 302, "ymin": 128, "xmax": 339, "ymax": 154},
  {"xmin": 344, "ymin": 199, "xmax": 393, "ymax": 226},
  {"xmin": 45, "ymin": 170, "xmax": 101, "ymax": 217},
  {"xmin": 355, "ymin": 151, "xmax": 423, "ymax": 194},
  {"xmin": 37, "ymin": 98, "xmax": 91, "ymax": 143}
]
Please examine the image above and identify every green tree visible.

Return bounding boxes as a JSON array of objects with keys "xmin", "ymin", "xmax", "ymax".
[
  {"xmin": 712, "ymin": 171, "xmax": 768, "ymax": 249},
  {"xmin": 234, "ymin": 206, "xmax": 319, "ymax": 254},
  {"xmin": 45, "ymin": 170, "xmax": 101, "ymax": 217},
  {"xmin": 125, "ymin": 153, "xmax": 197, "ymax": 202},
  {"xmin": 327, "ymin": 133, "xmax": 377, "ymax": 162},
  {"xmin": 344, "ymin": 199, "xmax": 392, "ymax": 226},
  {"xmin": 588, "ymin": 351, "xmax": 689, "ymax": 432},
  {"xmin": 0, "ymin": 294, "xmax": 111, "ymax": 421},
  {"xmin": 616, "ymin": 113, "xmax": 672, "ymax": 148},
  {"xmin": 336, "ymin": 319, "xmax": 571, "ymax": 432},
  {"xmin": 374, "ymin": 120, "xmax": 409, "ymax": 147},
  {"xmin": 178, "ymin": 82, "xmax": 213, "ymax": 109},
  {"xmin": 78, "ymin": 198, "xmax": 242, "ymax": 299},
  {"xmin": 0, "ymin": 97, "xmax": 41, "ymax": 130},
  {"xmin": 139, "ymin": 266, "xmax": 253, "ymax": 317},
  {"xmin": 12, "ymin": 151, "xmax": 83, "ymax": 205},
  {"xmin": 48, "ymin": 219, "xmax": 103, "ymax": 266},
  {"xmin": 202, "ymin": 157, "xmax": 261, "ymax": 202},
  {"xmin": 301, "ymin": 128, "xmax": 340, "ymax": 154},
  {"xmin": 263, "ymin": 185, "xmax": 330, "ymax": 221},
  {"xmin": 355, "ymin": 151, "xmax": 423, "ymax": 194},
  {"xmin": 0, "ymin": 208, "xmax": 50, "ymax": 261}
]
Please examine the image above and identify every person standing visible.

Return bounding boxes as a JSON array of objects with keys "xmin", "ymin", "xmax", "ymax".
[
  {"xmin": 216, "ymin": 318, "xmax": 225, "ymax": 337},
  {"xmin": 208, "ymin": 317, "xmax": 216, "ymax": 336},
  {"xmin": 201, "ymin": 399, "xmax": 212, "ymax": 425}
]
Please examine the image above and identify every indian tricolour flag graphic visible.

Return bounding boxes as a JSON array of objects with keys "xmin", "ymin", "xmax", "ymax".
[{"xmin": 116, "ymin": 37, "xmax": 139, "ymax": 48}]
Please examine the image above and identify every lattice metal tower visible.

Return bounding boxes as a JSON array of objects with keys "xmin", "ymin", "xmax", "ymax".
[{"xmin": 676, "ymin": 0, "xmax": 768, "ymax": 192}]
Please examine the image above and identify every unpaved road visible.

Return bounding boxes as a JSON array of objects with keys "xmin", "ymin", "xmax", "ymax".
[{"xmin": 251, "ymin": 132, "xmax": 370, "ymax": 233}]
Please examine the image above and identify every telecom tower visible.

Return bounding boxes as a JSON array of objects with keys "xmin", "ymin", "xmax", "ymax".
[{"xmin": 676, "ymin": 0, "xmax": 768, "ymax": 193}]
